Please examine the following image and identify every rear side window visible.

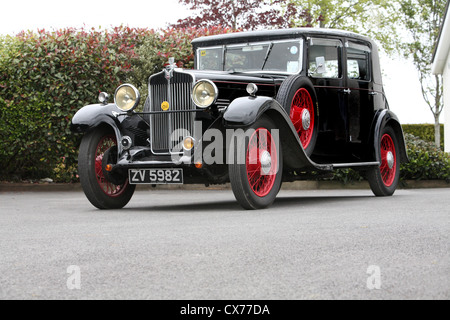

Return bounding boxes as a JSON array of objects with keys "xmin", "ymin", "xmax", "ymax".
[
  {"xmin": 308, "ymin": 38, "xmax": 343, "ymax": 79},
  {"xmin": 346, "ymin": 42, "xmax": 371, "ymax": 81}
]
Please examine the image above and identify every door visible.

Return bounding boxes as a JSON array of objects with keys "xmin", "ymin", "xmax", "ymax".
[
  {"xmin": 345, "ymin": 40, "xmax": 374, "ymax": 144},
  {"xmin": 307, "ymin": 37, "xmax": 347, "ymax": 143}
]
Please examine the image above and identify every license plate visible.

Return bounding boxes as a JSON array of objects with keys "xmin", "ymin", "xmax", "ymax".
[{"xmin": 128, "ymin": 168, "xmax": 183, "ymax": 184}]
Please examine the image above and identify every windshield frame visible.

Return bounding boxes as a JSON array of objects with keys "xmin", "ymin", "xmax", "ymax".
[{"xmin": 196, "ymin": 38, "xmax": 304, "ymax": 75}]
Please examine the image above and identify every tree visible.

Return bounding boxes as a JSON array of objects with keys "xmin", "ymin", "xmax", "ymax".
[
  {"xmin": 282, "ymin": 0, "xmax": 399, "ymax": 54},
  {"xmin": 172, "ymin": 0, "xmax": 311, "ymax": 30},
  {"xmin": 398, "ymin": 0, "xmax": 446, "ymax": 149}
]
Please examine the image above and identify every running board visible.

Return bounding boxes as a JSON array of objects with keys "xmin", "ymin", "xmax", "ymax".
[{"xmin": 331, "ymin": 162, "xmax": 380, "ymax": 169}]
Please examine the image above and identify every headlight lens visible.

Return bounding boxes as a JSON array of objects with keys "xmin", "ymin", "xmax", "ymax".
[
  {"xmin": 114, "ymin": 84, "xmax": 140, "ymax": 112},
  {"xmin": 192, "ymin": 80, "xmax": 218, "ymax": 108}
]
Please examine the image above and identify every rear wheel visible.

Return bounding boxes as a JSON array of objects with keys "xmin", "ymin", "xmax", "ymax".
[
  {"xmin": 78, "ymin": 126, "xmax": 135, "ymax": 209},
  {"xmin": 367, "ymin": 126, "xmax": 400, "ymax": 196},
  {"xmin": 229, "ymin": 116, "xmax": 283, "ymax": 209}
]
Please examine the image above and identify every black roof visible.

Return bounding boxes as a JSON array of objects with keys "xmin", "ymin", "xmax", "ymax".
[{"xmin": 192, "ymin": 28, "xmax": 375, "ymax": 48}]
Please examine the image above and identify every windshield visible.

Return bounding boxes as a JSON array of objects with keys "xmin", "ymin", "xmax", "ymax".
[{"xmin": 197, "ymin": 39, "xmax": 303, "ymax": 74}]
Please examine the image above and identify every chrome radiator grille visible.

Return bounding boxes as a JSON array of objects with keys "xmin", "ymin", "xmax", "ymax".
[{"xmin": 148, "ymin": 71, "xmax": 195, "ymax": 154}]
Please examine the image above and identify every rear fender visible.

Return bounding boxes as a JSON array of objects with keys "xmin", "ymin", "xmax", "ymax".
[{"xmin": 371, "ymin": 109, "xmax": 408, "ymax": 163}]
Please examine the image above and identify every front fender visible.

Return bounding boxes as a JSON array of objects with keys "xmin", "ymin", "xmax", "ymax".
[
  {"xmin": 70, "ymin": 103, "xmax": 123, "ymax": 135},
  {"xmin": 223, "ymin": 96, "xmax": 333, "ymax": 171},
  {"xmin": 222, "ymin": 96, "xmax": 276, "ymax": 127}
]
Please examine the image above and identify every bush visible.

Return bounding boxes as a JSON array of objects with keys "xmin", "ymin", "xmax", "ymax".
[
  {"xmin": 400, "ymin": 133, "xmax": 450, "ymax": 181},
  {"xmin": 402, "ymin": 124, "xmax": 444, "ymax": 150},
  {"xmin": 0, "ymin": 27, "xmax": 151, "ymax": 181}
]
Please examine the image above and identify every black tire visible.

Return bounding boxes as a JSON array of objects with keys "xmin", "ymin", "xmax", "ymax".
[
  {"xmin": 367, "ymin": 126, "xmax": 400, "ymax": 197},
  {"xmin": 276, "ymin": 75, "xmax": 318, "ymax": 156},
  {"xmin": 229, "ymin": 116, "xmax": 283, "ymax": 210},
  {"xmin": 78, "ymin": 126, "xmax": 135, "ymax": 209}
]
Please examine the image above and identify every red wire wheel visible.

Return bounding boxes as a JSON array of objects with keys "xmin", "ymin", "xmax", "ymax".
[
  {"xmin": 367, "ymin": 126, "xmax": 400, "ymax": 197},
  {"xmin": 94, "ymin": 135, "xmax": 129, "ymax": 197},
  {"xmin": 246, "ymin": 128, "xmax": 278, "ymax": 197},
  {"xmin": 379, "ymin": 133, "xmax": 397, "ymax": 187},
  {"xmin": 229, "ymin": 115, "xmax": 283, "ymax": 209},
  {"xmin": 290, "ymin": 88, "xmax": 315, "ymax": 150},
  {"xmin": 78, "ymin": 126, "xmax": 135, "ymax": 209}
]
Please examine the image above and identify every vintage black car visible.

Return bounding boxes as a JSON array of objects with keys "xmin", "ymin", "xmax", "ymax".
[{"xmin": 71, "ymin": 28, "xmax": 408, "ymax": 210}]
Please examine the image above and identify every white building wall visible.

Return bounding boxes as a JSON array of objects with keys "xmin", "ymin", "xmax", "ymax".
[{"xmin": 445, "ymin": 52, "xmax": 450, "ymax": 153}]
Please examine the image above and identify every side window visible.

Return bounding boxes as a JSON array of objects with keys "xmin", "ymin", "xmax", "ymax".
[
  {"xmin": 308, "ymin": 38, "xmax": 343, "ymax": 79},
  {"xmin": 263, "ymin": 40, "xmax": 302, "ymax": 73},
  {"xmin": 346, "ymin": 42, "xmax": 371, "ymax": 81}
]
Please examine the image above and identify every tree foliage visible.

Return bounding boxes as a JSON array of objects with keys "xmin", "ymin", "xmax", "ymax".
[
  {"xmin": 172, "ymin": 0, "xmax": 294, "ymax": 30},
  {"xmin": 282, "ymin": 0, "xmax": 399, "ymax": 54},
  {"xmin": 397, "ymin": 0, "xmax": 446, "ymax": 148}
]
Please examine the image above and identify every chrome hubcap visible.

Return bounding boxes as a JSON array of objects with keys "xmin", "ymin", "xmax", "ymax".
[
  {"xmin": 260, "ymin": 150, "xmax": 272, "ymax": 175},
  {"xmin": 386, "ymin": 151, "xmax": 395, "ymax": 169},
  {"xmin": 302, "ymin": 109, "xmax": 311, "ymax": 131}
]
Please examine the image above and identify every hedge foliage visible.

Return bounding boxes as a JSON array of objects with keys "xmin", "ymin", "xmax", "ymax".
[
  {"xmin": 402, "ymin": 124, "xmax": 444, "ymax": 150},
  {"xmin": 401, "ymin": 133, "xmax": 450, "ymax": 181},
  {"xmin": 0, "ymin": 26, "xmax": 448, "ymax": 183},
  {"xmin": 0, "ymin": 27, "xmax": 149, "ymax": 181}
]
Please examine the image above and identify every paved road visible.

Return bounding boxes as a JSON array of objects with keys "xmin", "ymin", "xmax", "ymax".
[{"xmin": 0, "ymin": 188, "xmax": 448, "ymax": 300}]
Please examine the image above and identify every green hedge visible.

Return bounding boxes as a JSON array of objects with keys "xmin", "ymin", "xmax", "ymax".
[
  {"xmin": 402, "ymin": 124, "xmax": 444, "ymax": 150},
  {"xmin": 401, "ymin": 133, "xmax": 450, "ymax": 181},
  {"xmin": 0, "ymin": 27, "xmax": 151, "ymax": 181}
]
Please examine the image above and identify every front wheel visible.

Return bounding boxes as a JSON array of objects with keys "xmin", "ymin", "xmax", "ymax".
[
  {"xmin": 229, "ymin": 116, "xmax": 283, "ymax": 209},
  {"xmin": 78, "ymin": 126, "xmax": 135, "ymax": 209},
  {"xmin": 367, "ymin": 126, "xmax": 400, "ymax": 197}
]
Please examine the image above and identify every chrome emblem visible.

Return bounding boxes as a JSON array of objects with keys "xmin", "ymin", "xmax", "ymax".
[{"xmin": 164, "ymin": 57, "xmax": 176, "ymax": 80}]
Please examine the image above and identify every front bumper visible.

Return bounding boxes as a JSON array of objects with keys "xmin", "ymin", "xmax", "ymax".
[{"xmin": 107, "ymin": 146, "xmax": 228, "ymax": 185}]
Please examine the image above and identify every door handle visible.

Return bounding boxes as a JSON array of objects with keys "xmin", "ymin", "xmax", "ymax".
[
  {"xmin": 368, "ymin": 91, "xmax": 378, "ymax": 96},
  {"xmin": 341, "ymin": 88, "xmax": 351, "ymax": 94}
]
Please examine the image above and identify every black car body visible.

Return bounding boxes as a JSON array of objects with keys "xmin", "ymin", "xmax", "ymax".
[{"xmin": 71, "ymin": 28, "xmax": 408, "ymax": 210}]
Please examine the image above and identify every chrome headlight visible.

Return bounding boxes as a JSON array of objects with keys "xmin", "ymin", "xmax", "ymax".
[
  {"xmin": 98, "ymin": 92, "xmax": 109, "ymax": 105},
  {"xmin": 192, "ymin": 79, "xmax": 218, "ymax": 108},
  {"xmin": 114, "ymin": 84, "xmax": 140, "ymax": 112}
]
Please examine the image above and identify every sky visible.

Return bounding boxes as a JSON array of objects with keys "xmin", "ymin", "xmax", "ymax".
[{"xmin": 0, "ymin": 0, "xmax": 439, "ymax": 124}]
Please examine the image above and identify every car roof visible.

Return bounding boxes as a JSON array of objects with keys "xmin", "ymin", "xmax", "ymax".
[{"xmin": 192, "ymin": 28, "xmax": 374, "ymax": 48}]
